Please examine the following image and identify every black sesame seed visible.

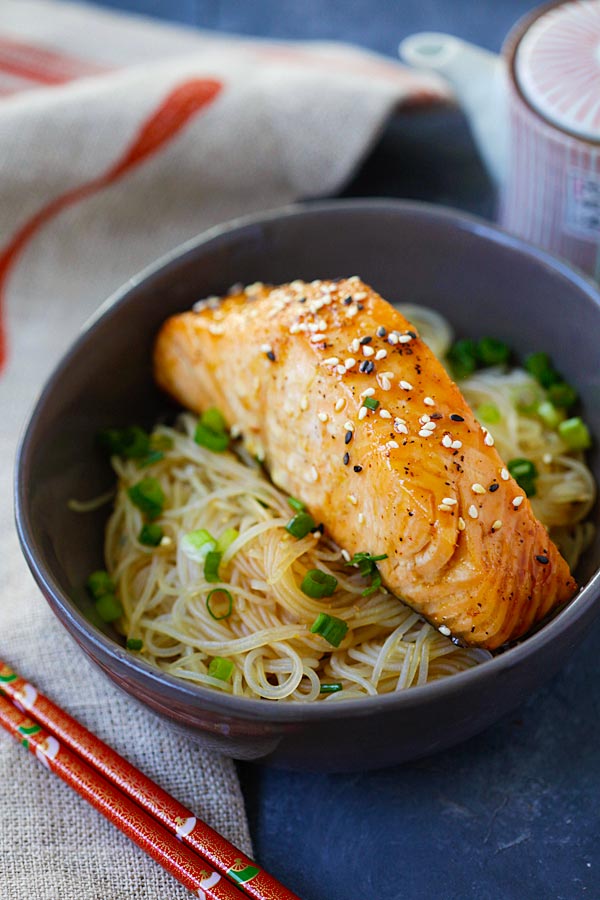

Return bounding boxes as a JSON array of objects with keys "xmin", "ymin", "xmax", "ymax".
[
  {"xmin": 344, "ymin": 430, "xmax": 353, "ymax": 444},
  {"xmin": 359, "ymin": 360, "xmax": 375, "ymax": 374},
  {"xmin": 343, "ymin": 452, "xmax": 350, "ymax": 465},
  {"xmin": 407, "ymin": 330, "xmax": 417, "ymax": 339},
  {"xmin": 353, "ymin": 465, "xmax": 363, "ymax": 473},
  {"xmin": 489, "ymin": 483, "xmax": 500, "ymax": 492},
  {"xmin": 450, "ymin": 414, "xmax": 465, "ymax": 422},
  {"xmin": 535, "ymin": 555, "xmax": 549, "ymax": 565},
  {"xmin": 376, "ymin": 326, "xmax": 387, "ymax": 337},
  {"xmin": 430, "ymin": 413, "xmax": 443, "ymax": 420},
  {"xmin": 343, "ymin": 296, "xmax": 353, "ymax": 305},
  {"xmin": 357, "ymin": 303, "xmax": 364, "ymax": 311},
  {"xmin": 266, "ymin": 350, "xmax": 276, "ymax": 361},
  {"xmin": 359, "ymin": 336, "xmax": 372, "ymax": 345},
  {"xmin": 298, "ymin": 296, "xmax": 306, "ymax": 303}
]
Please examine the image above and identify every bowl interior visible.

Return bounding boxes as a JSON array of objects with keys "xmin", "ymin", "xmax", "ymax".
[{"xmin": 17, "ymin": 201, "xmax": 600, "ymax": 695}]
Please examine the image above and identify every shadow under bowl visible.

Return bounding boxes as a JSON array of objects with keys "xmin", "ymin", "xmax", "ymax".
[{"xmin": 15, "ymin": 200, "xmax": 600, "ymax": 771}]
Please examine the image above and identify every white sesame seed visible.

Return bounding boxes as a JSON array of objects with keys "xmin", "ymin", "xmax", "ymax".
[
  {"xmin": 358, "ymin": 513, "xmax": 365, "ymax": 524},
  {"xmin": 375, "ymin": 349, "xmax": 387, "ymax": 360},
  {"xmin": 362, "ymin": 345, "xmax": 375, "ymax": 358},
  {"xmin": 160, "ymin": 535, "xmax": 173, "ymax": 547},
  {"xmin": 230, "ymin": 423, "xmax": 242, "ymax": 438},
  {"xmin": 419, "ymin": 429, "xmax": 433, "ymax": 438},
  {"xmin": 300, "ymin": 396, "xmax": 308, "ymax": 411},
  {"xmin": 335, "ymin": 398, "xmax": 345, "ymax": 412},
  {"xmin": 394, "ymin": 419, "xmax": 408, "ymax": 435},
  {"xmin": 419, "ymin": 414, "xmax": 431, "ymax": 424},
  {"xmin": 341, "ymin": 549, "xmax": 351, "ymax": 562},
  {"xmin": 260, "ymin": 343, "xmax": 273, "ymax": 354},
  {"xmin": 398, "ymin": 333, "xmax": 413, "ymax": 344},
  {"xmin": 472, "ymin": 483, "xmax": 486, "ymax": 494},
  {"xmin": 442, "ymin": 434, "xmax": 453, "ymax": 448},
  {"xmin": 400, "ymin": 380, "xmax": 413, "ymax": 391},
  {"xmin": 380, "ymin": 377, "xmax": 392, "ymax": 391},
  {"xmin": 512, "ymin": 496, "xmax": 524, "ymax": 508},
  {"xmin": 344, "ymin": 421, "xmax": 354, "ymax": 432},
  {"xmin": 423, "ymin": 421, "xmax": 437, "ymax": 431},
  {"xmin": 309, "ymin": 466, "xmax": 319, "ymax": 482},
  {"xmin": 468, "ymin": 505, "xmax": 479, "ymax": 519},
  {"xmin": 451, "ymin": 440, "xmax": 462, "ymax": 450},
  {"xmin": 323, "ymin": 357, "xmax": 339, "ymax": 366},
  {"xmin": 438, "ymin": 504, "xmax": 452, "ymax": 512},
  {"xmin": 358, "ymin": 407, "xmax": 368, "ymax": 420},
  {"xmin": 344, "ymin": 358, "xmax": 356, "ymax": 369},
  {"xmin": 387, "ymin": 332, "xmax": 399, "ymax": 345},
  {"xmin": 380, "ymin": 409, "xmax": 392, "ymax": 419},
  {"xmin": 484, "ymin": 432, "xmax": 495, "ymax": 446},
  {"xmin": 336, "ymin": 365, "xmax": 347, "ymax": 375},
  {"xmin": 442, "ymin": 497, "xmax": 457, "ymax": 506},
  {"xmin": 310, "ymin": 333, "xmax": 326, "ymax": 342},
  {"xmin": 318, "ymin": 412, "xmax": 328, "ymax": 423},
  {"xmin": 386, "ymin": 440, "xmax": 399, "ymax": 449},
  {"xmin": 501, "ymin": 467, "xmax": 510, "ymax": 481},
  {"xmin": 458, "ymin": 517, "xmax": 466, "ymax": 531},
  {"xmin": 348, "ymin": 494, "xmax": 358, "ymax": 505},
  {"xmin": 492, "ymin": 520, "xmax": 503, "ymax": 531},
  {"xmin": 424, "ymin": 396, "xmax": 435, "ymax": 406},
  {"xmin": 350, "ymin": 338, "xmax": 360, "ymax": 354},
  {"xmin": 360, "ymin": 387, "xmax": 376, "ymax": 398},
  {"xmin": 439, "ymin": 625, "xmax": 451, "ymax": 636},
  {"xmin": 381, "ymin": 371, "xmax": 394, "ymax": 379},
  {"xmin": 346, "ymin": 306, "xmax": 358, "ymax": 318},
  {"xmin": 543, "ymin": 453, "xmax": 552, "ymax": 464},
  {"xmin": 354, "ymin": 292, "xmax": 367, "ymax": 300}
]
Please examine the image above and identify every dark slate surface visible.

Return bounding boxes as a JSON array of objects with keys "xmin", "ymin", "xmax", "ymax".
[{"xmin": 83, "ymin": 2, "xmax": 600, "ymax": 897}]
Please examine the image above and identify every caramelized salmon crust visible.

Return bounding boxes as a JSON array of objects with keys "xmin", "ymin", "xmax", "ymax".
[{"xmin": 154, "ymin": 278, "xmax": 577, "ymax": 650}]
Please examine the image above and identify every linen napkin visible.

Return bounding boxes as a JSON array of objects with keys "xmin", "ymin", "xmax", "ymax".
[{"xmin": 0, "ymin": 2, "xmax": 448, "ymax": 897}]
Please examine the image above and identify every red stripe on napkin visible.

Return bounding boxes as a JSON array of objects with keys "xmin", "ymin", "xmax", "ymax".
[
  {"xmin": 0, "ymin": 77, "xmax": 222, "ymax": 372},
  {"xmin": 0, "ymin": 36, "xmax": 110, "ymax": 86}
]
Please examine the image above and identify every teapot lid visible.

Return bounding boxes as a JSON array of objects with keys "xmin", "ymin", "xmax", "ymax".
[{"xmin": 515, "ymin": 0, "xmax": 600, "ymax": 141}]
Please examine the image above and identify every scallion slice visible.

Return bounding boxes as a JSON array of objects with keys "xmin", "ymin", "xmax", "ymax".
[
  {"xmin": 362, "ymin": 396, "xmax": 379, "ymax": 411},
  {"xmin": 547, "ymin": 382, "xmax": 577, "ymax": 409},
  {"xmin": 448, "ymin": 339, "xmax": 478, "ymax": 379},
  {"xmin": 86, "ymin": 570, "xmax": 115, "ymax": 601},
  {"xmin": 181, "ymin": 529, "xmax": 216, "ymax": 563},
  {"xmin": 310, "ymin": 613, "xmax": 348, "ymax": 647},
  {"xmin": 208, "ymin": 656, "xmax": 234, "ymax": 681},
  {"xmin": 194, "ymin": 423, "xmax": 229, "ymax": 452},
  {"xmin": 136, "ymin": 449, "xmax": 165, "ymax": 469},
  {"xmin": 558, "ymin": 417, "xmax": 592, "ymax": 450},
  {"xmin": 139, "ymin": 523, "xmax": 163, "ymax": 547},
  {"xmin": 285, "ymin": 512, "xmax": 316, "ymax": 539},
  {"xmin": 201, "ymin": 407, "xmax": 228, "ymax": 433},
  {"xmin": 476, "ymin": 403, "xmax": 501, "ymax": 425},
  {"xmin": 287, "ymin": 496, "xmax": 305, "ymax": 512},
  {"xmin": 206, "ymin": 588, "xmax": 233, "ymax": 620},
  {"xmin": 536, "ymin": 400, "xmax": 564, "ymax": 430},
  {"xmin": 95, "ymin": 593, "xmax": 123, "ymax": 623},
  {"xmin": 98, "ymin": 425, "xmax": 150, "ymax": 459},
  {"xmin": 127, "ymin": 477, "xmax": 165, "ymax": 520},
  {"xmin": 301, "ymin": 569, "xmax": 338, "ymax": 599},
  {"xmin": 216, "ymin": 528, "xmax": 239, "ymax": 554},
  {"xmin": 507, "ymin": 458, "xmax": 538, "ymax": 497},
  {"xmin": 476, "ymin": 337, "xmax": 511, "ymax": 366},
  {"xmin": 319, "ymin": 682, "xmax": 343, "ymax": 694},
  {"xmin": 126, "ymin": 638, "xmax": 143, "ymax": 651},
  {"xmin": 204, "ymin": 550, "xmax": 222, "ymax": 583}
]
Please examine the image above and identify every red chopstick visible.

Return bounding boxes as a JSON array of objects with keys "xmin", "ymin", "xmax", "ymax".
[{"xmin": 0, "ymin": 660, "xmax": 300, "ymax": 900}]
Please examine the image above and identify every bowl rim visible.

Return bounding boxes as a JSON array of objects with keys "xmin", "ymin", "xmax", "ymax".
[{"xmin": 14, "ymin": 197, "xmax": 600, "ymax": 723}]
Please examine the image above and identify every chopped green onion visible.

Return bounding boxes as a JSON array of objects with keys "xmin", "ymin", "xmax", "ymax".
[
  {"xmin": 536, "ymin": 400, "xmax": 564, "ymax": 430},
  {"xmin": 126, "ymin": 638, "xmax": 143, "ymax": 651},
  {"xmin": 362, "ymin": 396, "xmax": 379, "ymax": 411},
  {"xmin": 448, "ymin": 339, "xmax": 478, "ymax": 379},
  {"xmin": 181, "ymin": 529, "xmax": 216, "ymax": 563},
  {"xmin": 525, "ymin": 352, "xmax": 561, "ymax": 388},
  {"xmin": 515, "ymin": 383, "xmax": 543, "ymax": 413},
  {"xmin": 476, "ymin": 337, "xmax": 511, "ymax": 367},
  {"xmin": 208, "ymin": 656, "xmax": 234, "ymax": 681},
  {"xmin": 319, "ymin": 682, "xmax": 343, "ymax": 694},
  {"xmin": 136, "ymin": 449, "xmax": 164, "ymax": 469},
  {"xmin": 558, "ymin": 417, "xmax": 592, "ymax": 450},
  {"xmin": 547, "ymin": 381, "xmax": 578, "ymax": 409},
  {"xmin": 127, "ymin": 477, "xmax": 165, "ymax": 520},
  {"xmin": 86, "ymin": 570, "xmax": 115, "ymax": 601},
  {"xmin": 507, "ymin": 458, "xmax": 538, "ymax": 497},
  {"xmin": 201, "ymin": 407, "xmax": 228, "ymax": 433},
  {"xmin": 204, "ymin": 550, "xmax": 222, "ymax": 583},
  {"xmin": 301, "ymin": 569, "xmax": 338, "ymax": 599},
  {"xmin": 285, "ymin": 512, "xmax": 316, "ymax": 539},
  {"xmin": 95, "ymin": 593, "xmax": 123, "ymax": 623},
  {"xmin": 476, "ymin": 403, "xmax": 501, "ymax": 425},
  {"xmin": 345, "ymin": 551, "xmax": 388, "ymax": 597},
  {"xmin": 206, "ymin": 588, "xmax": 233, "ymax": 620},
  {"xmin": 287, "ymin": 496, "xmax": 305, "ymax": 512},
  {"xmin": 98, "ymin": 425, "xmax": 150, "ymax": 459},
  {"xmin": 194, "ymin": 423, "xmax": 229, "ymax": 452},
  {"xmin": 216, "ymin": 528, "xmax": 239, "ymax": 554},
  {"xmin": 149, "ymin": 433, "xmax": 174, "ymax": 452},
  {"xmin": 310, "ymin": 613, "xmax": 348, "ymax": 647},
  {"xmin": 139, "ymin": 523, "xmax": 163, "ymax": 547}
]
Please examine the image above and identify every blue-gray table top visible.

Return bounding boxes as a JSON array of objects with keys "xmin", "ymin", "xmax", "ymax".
[{"xmin": 74, "ymin": 2, "xmax": 599, "ymax": 897}]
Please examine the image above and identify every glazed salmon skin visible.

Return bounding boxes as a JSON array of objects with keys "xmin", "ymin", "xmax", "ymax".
[{"xmin": 154, "ymin": 277, "xmax": 577, "ymax": 650}]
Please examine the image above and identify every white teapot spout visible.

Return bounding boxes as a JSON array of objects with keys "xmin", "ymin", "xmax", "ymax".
[{"xmin": 399, "ymin": 33, "xmax": 508, "ymax": 185}]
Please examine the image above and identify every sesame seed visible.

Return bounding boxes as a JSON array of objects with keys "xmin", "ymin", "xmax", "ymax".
[
  {"xmin": 394, "ymin": 419, "xmax": 408, "ymax": 435},
  {"xmin": 424, "ymin": 396, "xmax": 435, "ymax": 406},
  {"xmin": 450, "ymin": 414, "xmax": 464, "ymax": 422},
  {"xmin": 400, "ymin": 380, "xmax": 413, "ymax": 391},
  {"xmin": 484, "ymin": 432, "xmax": 494, "ymax": 446},
  {"xmin": 419, "ymin": 414, "xmax": 431, "ymax": 424},
  {"xmin": 387, "ymin": 332, "xmax": 399, "ymax": 345},
  {"xmin": 336, "ymin": 365, "xmax": 347, "ymax": 375},
  {"xmin": 512, "ymin": 496, "xmax": 524, "ymax": 508},
  {"xmin": 355, "ymin": 292, "xmax": 367, "ymax": 300},
  {"xmin": 359, "ymin": 360, "xmax": 375, "ymax": 374},
  {"xmin": 341, "ymin": 549, "xmax": 351, "ymax": 562},
  {"xmin": 439, "ymin": 625, "xmax": 451, "ymax": 636},
  {"xmin": 535, "ymin": 554, "xmax": 549, "ymax": 565},
  {"xmin": 419, "ymin": 429, "xmax": 433, "ymax": 438},
  {"xmin": 468, "ymin": 505, "xmax": 479, "ymax": 519},
  {"xmin": 458, "ymin": 517, "xmax": 466, "ymax": 531},
  {"xmin": 442, "ymin": 434, "xmax": 452, "ymax": 448},
  {"xmin": 451, "ymin": 440, "xmax": 462, "ymax": 450},
  {"xmin": 423, "ymin": 421, "xmax": 436, "ymax": 431},
  {"xmin": 160, "ymin": 535, "xmax": 173, "ymax": 547},
  {"xmin": 543, "ymin": 453, "xmax": 552, "ymax": 464},
  {"xmin": 353, "ymin": 465, "xmax": 363, "ymax": 472},
  {"xmin": 375, "ymin": 349, "xmax": 387, "ymax": 360},
  {"xmin": 344, "ymin": 421, "xmax": 354, "ymax": 433},
  {"xmin": 359, "ymin": 336, "xmax": 372, "ymax": 345},
  {"xmin": 360, "ymin": 387, "xmax": 376, "ymax": 398},
  {"xmin": 358, "ymin": 512, "xmax": 365, "ymax": 524},
  {"xmin": 343, "ymin": 452, "xmax": 350, "ymax": 465},
  {"xmin": 345, "ymin": 430, "xmax": 353, "ymax": 444},
  {"xmin": 343, "ymin": 296, "xmax": 353, "ymax": 306},
  {"xmin": 310, "ymin": 333, "xmax": 327, "ymax": 342},
  {"xmin": 362, "ymin": 345, "xmax": 375, "ymax": 358},
  {"xmin": 438, "ymin": 504, "xmax": 452, "ymax": 512},
  {"xmin": 348, "ymin": 494, "xmax": 358, "ymax": 505},
  {"xmin": 386, "ymin": 440, "xmax": 400, "ymax": 449},
  {"xmin": 398, "ymin": 334, "xmax": 413, "ymax": 344},
  {"xmin": 346, "ymin": 305, "xmax": 358, "ymax": 318},
  {"xmin": 472, "ymin": 483, "xmax": 486, "ymax": 494},
  {"xmin": 380, "ymin": 377, "xmax": 392, "ymax": 391},
  {"xmin": 501, "ymin": 468, "xmax": 510, "ymax": 481},
  {"xmin": 300, "ymin": 396, "xmax": 308, "ymax": 411},
  {"xmin": 305, "ymin": 466, "xmax": 319, "ymax": 483},
  {"xmin": 323, "ymin": 357, "xmax": 339, "ymax": 366},
  {"xmin": 442, "ymin": 497, "xmax": 457, "ymax": 505},
  {"xmin": 377, "ymin": 326, "xmax": 387, "ymax": 337},
  {"xmin": 358, "ymin": 407, "xmax": 368, "ymax": 420},
  {"xmin": 344, "ymin": 358, "xmax": 356, "ymax": 369},
  {"xmin": 350, "ymin": 338, "xmax": 360, "ymax": 353},
  {"xmin": 318, "ymin": 412, "xmax": 328, "ymax": 423},
  {"xmin": 335, "ymin": 398, "xmax": 345, "ymax": 412},
  {"xmin": 260, "ymin": 343, "xmax": 272, "ymax": 354},
  {"xmin": 380, "ymin": 409, "xmax": 392, "ymax": 419},
  {"xmin": 489, "ymin": 483, "xmax": 499, "ymax": 492},
  {"xmin": 492, "ymin": 520, "xmax": 503, "ymax": 531}
]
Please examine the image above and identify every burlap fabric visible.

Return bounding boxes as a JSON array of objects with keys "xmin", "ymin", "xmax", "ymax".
[{"xmin": 0, "ymin": 2, "xmax": 447, "ymax": 896}]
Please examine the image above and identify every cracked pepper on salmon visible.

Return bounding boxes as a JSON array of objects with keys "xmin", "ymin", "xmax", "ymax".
[{"xmin": 153, "ymin": 277, "xmax": 577, "ymax": 650}]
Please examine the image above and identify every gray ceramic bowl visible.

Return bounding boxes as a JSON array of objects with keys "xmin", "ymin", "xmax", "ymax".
[{"xmin": 15, "ymin": 200, "xmax": 600, "ymax": 772}]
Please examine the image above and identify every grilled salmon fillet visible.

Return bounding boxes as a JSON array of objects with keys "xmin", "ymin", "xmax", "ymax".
[{"xmin": 154, "ymin": 277, "xmax": 577, "ymax": 650}]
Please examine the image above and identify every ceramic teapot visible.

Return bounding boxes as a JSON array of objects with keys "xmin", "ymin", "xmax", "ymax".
[{"xmin": 400, "ymin": 1, "xmax": 600, "ymax": 279}]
